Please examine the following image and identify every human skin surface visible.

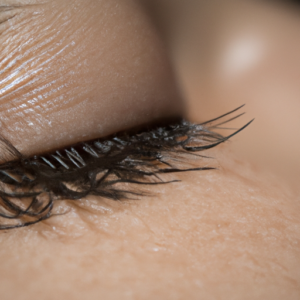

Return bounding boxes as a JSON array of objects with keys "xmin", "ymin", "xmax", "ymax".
[
  {"xmin": 0, "ymin": 151, "xmax": 299, "ymax": 300},
  {"xmin": 0, "ymin": 0, "xmax": 183, "ymax": 156},
  {"xmin": 140, "ymin": 0, "xmax": 300, "ymax": 190},
  {"xmin": 0, "ymin": 1, "xmax": 299, "ymax": 300}
]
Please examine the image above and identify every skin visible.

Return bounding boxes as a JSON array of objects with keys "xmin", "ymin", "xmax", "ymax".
[
  {"xmin": 0, "ymin": 1, "xmax": 299, "ymax": 299},
  {"xmin": 0, "ymin": 0, "xmax": 183, "ymax": 155},
  {"xmin": 141, "ymin": 0, "xmax": 300, "ymax": 190}
]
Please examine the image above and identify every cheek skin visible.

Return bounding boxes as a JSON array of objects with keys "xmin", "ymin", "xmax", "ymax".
[
  {"xmin": 0, "ymin": 0, "xmax": 184, "ymax": 156},
  {"xmin": 0, "ymin": 147, "xmax": 299, "ymax": 299}
]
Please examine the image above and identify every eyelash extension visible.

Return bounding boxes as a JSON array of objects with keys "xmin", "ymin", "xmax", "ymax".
[{"xmin": 0, "ymin": 105, "xmax": 252, "ymax": 230}]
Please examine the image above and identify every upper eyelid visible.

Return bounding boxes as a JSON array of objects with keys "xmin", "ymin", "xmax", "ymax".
[{"xmin": 0, "ymin": 1, "xmax": 185, "ymax": 158}]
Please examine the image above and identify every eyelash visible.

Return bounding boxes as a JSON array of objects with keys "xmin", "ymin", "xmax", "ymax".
[{"xmin": 0, "ymin": 106, "xmax": 252, "ymax": 230}]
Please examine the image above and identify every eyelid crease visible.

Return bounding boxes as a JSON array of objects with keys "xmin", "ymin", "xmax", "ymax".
[
  {"xmin": 0, "ymin": 2, "xmax": 45, "ymax": 23},
  {"xmin": 0, "ymin": 106, "xmax": 252, "ymax": 230},
  {"xmin": 0, "ymin": 3, "xmax": 46, "ymax": 10},
  {"xmin": 0, "ymin": 13, "xmax": 16, "ymax": 25}
]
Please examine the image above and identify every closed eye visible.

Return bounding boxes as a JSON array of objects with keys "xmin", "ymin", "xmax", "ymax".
[
  {"xmin": 0, "ymin": 1, "xmax": 252, "ymax": 230},
  {"xmin": 0, "ymin": 107, "xmax": 252, "ymax": 230}
]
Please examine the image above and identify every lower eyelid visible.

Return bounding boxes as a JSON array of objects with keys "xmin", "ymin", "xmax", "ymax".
[{"xmin": 0, "ymin": 106, "xmax": 251, "ymax": 230}]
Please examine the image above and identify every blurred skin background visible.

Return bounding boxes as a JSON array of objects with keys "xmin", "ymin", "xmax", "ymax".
[{"xmin": 139, "ymin": 0, "xmax": 300, "ymax": 191}]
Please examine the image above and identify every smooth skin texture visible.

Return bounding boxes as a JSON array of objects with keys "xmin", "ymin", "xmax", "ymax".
[
  {"xmin": 0, "ymin": 1, "xmax": 299, "ymax": 299},
  {"xmin": 140, "ymin": 0, "xmax": 300, "ymax": 190}
]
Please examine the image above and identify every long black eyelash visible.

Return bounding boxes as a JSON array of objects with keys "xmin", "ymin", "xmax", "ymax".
[{"xmin": 0, "ymin": 105, "xmax": 253, "ymax": 230}]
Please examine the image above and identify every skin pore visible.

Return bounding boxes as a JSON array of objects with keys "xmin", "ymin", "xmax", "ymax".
[{"xmin": 0, "ymin": 0, "xmax": 299, "ymax": 299}]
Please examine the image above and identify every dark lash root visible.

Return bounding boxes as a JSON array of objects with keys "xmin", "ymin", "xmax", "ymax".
[{"xmin": 0, "ymin": 105, "xmax": 253, "ymax": 230}]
